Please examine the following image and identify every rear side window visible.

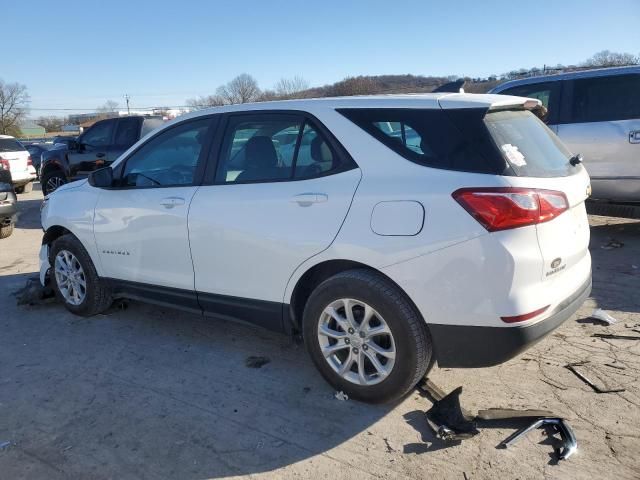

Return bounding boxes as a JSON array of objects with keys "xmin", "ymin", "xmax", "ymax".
[
  {"xmin": 216, "ymin": 114, "xmax": 342, "ymax": 183},
  {"xmin": 338, "ymin": 108, "xmax": 508, "ymax": 175},
  {"xmin": 339, "ymin": 108, "xmax": 576, "ymax": 178},
  {"xmin": 485, "ymin": 110, "xmax": 574, "ymax": 177},
  {"xmin": 0, "ymin": 138, "xmax": 26, "ymax": 152},
  {"xmin": 570, "ymin": 74, "xmax": 640, "ymax": 123}
]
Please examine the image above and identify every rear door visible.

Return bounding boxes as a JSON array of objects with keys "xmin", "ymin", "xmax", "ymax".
[
  {"xmin": 556, "ymin": 73, "xmax": 640, "ymax": 202},
  {"xmin": 188, "ymin": 112, "xmax": 361, "ymax": 329}
]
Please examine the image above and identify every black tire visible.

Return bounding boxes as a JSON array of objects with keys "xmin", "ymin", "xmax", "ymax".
[
  {"xmin": 50, "ymin": 234, "xmax": 112, "ymax": 316},
  {"xmin": 22, "ymin": 181, "xmax": 33, "ymax": 193},
  {"xmin": 42, "ymin": 170, "xmax": 66, "ymax": 196},
  {"xmin": 0, "ymin": 223, "xmax": 14, "ymax": 239},
  {"xmin": 302, "ymin": 269, "xmax": 432, "ymax": 403},
  {"xmin": 14, "ymin": 185, "xmax": 24, "ymax": 194}
]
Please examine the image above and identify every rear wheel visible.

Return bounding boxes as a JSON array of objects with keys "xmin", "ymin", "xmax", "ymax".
[
  {"xmin": 303, "ymin": 269, "xmax": 432, "ymax": 403},
  {"xmin": 42, "ymin": 171, "xmax": 66, "ymax": 195},
  {"xmin": 0, "ymin": 223, "xmax": 14, "ymax": 239},
  {"xmin": 50, "ymin": 234, "xmax": 112, "ymax": 316}
]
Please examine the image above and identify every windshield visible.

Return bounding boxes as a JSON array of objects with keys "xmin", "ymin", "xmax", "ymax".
[
  {"xmin": 0, "ymin": 138, "xmax": 26, "ymax": 152},
  {"xmin": 484, "ymin": 109, "xmax": 575, "ymax": 177}
]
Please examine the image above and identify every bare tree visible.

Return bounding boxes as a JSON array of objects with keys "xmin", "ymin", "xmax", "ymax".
[
  {"xmin": 216, "ymin": 74, "xmax": 261, "ymax": 104},
  {"xmin": 185, "ymin": 94, "xmax": 225, "ymax": 110},
  {"xmin": 0, "ymin": 80, "xmax": 30, "ymax": 136},
  {"xmin": 96, "ymin": 100, "xmax": 119, "ymax": 114},
  {"xmin": 583, "ymin": 50, "xmax": 639, "ymax": 67},
  {"xmin": 274, "ymin": 76, "xmax": 309, "ymax": 98},
  {"xmin": 37, "ymin": 116, "xmax": 65, "ymax": 133},
  {"xmin": 330, "ymin": 76, "xmax": 380, "ymax": 96}
]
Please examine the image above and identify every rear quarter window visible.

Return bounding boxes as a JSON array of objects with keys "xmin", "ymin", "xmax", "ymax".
[{"xmin": 338, "ymin": 107, "xmax": 577, "ymax": 178}]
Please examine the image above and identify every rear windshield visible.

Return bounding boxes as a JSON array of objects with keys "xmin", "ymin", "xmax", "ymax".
[
  {"xmin": 338, "ymin": 107, "xmax": 577, "ymax": 177},
  {"xmin": 485, "ymin": 109, "xmax": 574, "ymax": 177},
  {"xmin": 0, "ymin": 138, "xmax": 26, "ymax": 152}
]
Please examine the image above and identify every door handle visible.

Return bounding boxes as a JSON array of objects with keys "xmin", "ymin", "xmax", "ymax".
[
  {"xmin": 630, "ymin": 130, "xmax": 640, "ymax": 144},
  {"xmin": 96, "ymin": 152, "xmax": 106, "ymax": 158},
  {"xmin": 290, "ymin": 193, "xmax": 328, "ymax": 207},
  {"xmin": 160, "ymin": 197, "xmax": 185, "ymax": 208}
]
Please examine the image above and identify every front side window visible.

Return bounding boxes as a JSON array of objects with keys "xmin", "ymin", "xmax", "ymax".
[
  {"xmin": 570, "ymin": 74, "xmax": 640, "ymax": 123},
  {"xmin": 121, "ymin": 119, "xmax": 210, "ymax": 187},
  {"xmin": 81, "ymin": 120, "xmax": 114, "ymax": 148},
  {"xmin": 216, "ymin": 115, "xmax": 339, "ymax": 183}
]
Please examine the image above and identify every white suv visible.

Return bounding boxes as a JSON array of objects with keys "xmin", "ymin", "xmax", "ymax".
[
  {"xmin": 0, "ymin": 135, "xmax": 37, "ymax": 193},
  {"xmin": 40, "ymin": 94, "xmax": 592, "ymax": 403}
]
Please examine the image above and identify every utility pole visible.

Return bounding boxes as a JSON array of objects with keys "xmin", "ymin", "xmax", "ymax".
[{"xmin": 124, "ymin": 94, "xmax": 130, "ymax": 115}]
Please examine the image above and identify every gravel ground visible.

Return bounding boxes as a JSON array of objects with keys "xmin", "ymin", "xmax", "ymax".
[{"xmin": 1, "ymin": 184, "xmax": 638, "ymax": 480}]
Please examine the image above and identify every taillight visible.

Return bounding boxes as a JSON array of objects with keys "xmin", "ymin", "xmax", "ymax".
[
  {"xmin": 452, "ymin": 187, "xmax": 568, "ymax": 231},
  {"xmin": 27, "ymin": 155, "xmax": 33, "ymax": 166},
  {"xmin": 0, "ymin": 158, "xmax": 9, "ymax": 170}
]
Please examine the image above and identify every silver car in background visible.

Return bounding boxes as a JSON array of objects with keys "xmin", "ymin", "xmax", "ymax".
[{"xmin": 490, "ymin": 66, "xmax": 640, "ymax": 213}]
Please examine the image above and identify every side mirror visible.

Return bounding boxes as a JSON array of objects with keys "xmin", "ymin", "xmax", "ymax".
[
  {"xmin": 88, "ymin": 167, "xmax": 113, "ymax": 188},
  {"xmin": 68, "ymin": 140, "xmax": 79, "ymax": 150}
]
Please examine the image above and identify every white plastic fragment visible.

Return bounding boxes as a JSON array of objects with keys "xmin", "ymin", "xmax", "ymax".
[
  {"xmin": 591, "ymin": 308, "xmax": 617, "ymax": 325},
  {"xmin": 334, "ymin": 391, "xmax": 349, "ymax": 401}
]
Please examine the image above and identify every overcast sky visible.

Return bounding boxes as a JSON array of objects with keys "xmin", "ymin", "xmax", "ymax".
[{"xmin": 4, "ymin": 0, "xmax": 639, "ymax": 116}]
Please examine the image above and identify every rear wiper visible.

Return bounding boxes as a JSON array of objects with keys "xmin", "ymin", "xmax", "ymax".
[{"xmin": 569, "ymin": 153, "xmax": 583, "ymax": 166}]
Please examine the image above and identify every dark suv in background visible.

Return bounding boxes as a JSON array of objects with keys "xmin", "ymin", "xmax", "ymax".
[{"xmin": 40, "ymin": 116, "xmax": 164, "ymax": 195}]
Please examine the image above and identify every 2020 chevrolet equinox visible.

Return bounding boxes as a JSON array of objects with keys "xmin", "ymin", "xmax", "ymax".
[{"xmin": 40, "ymin": 94, "xmax": 592, "ymax": 403}]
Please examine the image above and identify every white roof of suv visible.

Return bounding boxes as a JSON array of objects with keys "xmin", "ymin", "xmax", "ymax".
[{"xmin": 178, "ymin": 93, "xmax": 535, "ymax": 121}]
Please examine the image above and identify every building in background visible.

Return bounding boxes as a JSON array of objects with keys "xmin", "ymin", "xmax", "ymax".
[{"xmin": 19, "ymin": 121, "xmax": 46, "ymax": 137}]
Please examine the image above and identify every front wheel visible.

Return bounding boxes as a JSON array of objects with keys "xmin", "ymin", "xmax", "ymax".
[
  {"xmin": 0, "ymin": 223, "xmax": 14, "ymax": 239},
  {"xmin": 50, "ymin": 234, "xmax": 112, "ymax": 316},
  {"xmin": 303, "ymin": 269, "xmax": 432, "ymax": 403}
]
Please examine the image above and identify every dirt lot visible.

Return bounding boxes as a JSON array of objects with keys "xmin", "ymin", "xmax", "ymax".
[{"xmin": 1, "ymin": 184, "xmax": 639, "ymax": 480}]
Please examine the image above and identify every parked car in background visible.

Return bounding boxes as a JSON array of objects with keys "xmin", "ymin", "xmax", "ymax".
[
  {"xmin": 40, "ymin": 94, "xmax": 591, "ymax": 403},
  {"xmin": 0, "ymin": 169, "xmax": 17, "ymax": 238},
  {"xmin": 40, "ymin": 116, "xmax": 164, "ymax": 195},
  {"xmin": 490, "ymin": 66, "xmax": 640, "ymax": 210},
  {"xmin": 0, "ymin": 135, "xmax": 37, "ymax": 193},
  {"xmin": 24, "ymin": 143, "xmax": 51, "ymax": 177}
]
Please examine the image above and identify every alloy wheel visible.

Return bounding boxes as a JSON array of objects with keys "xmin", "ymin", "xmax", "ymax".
[
  {"xmin": 317, "ymin": 298, "xmax": 396, "ymax": 386},
  {"xmin": 54, "ymin": 249, "xmax": 87, "ymax": 306}
]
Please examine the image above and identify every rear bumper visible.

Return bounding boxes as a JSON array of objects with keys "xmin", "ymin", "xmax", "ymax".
[
  {"xmin": 430, "ymin": 274, "xmax": 592, "ymax": 368},
  {"xmin": 0, "ymin": 201, "xmax": 17, "ymax": 221}
]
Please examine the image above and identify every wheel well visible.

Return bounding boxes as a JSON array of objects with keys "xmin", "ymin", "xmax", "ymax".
[
  {"xmin": 42, "ymin": 225, "xmax": 71, "ymax": 247},
  {"xmin": 288, "ymin": 260, "xmax": 422, "ymax": 332}
]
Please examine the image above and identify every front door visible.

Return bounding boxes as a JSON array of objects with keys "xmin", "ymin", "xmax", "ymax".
[
  {"xmin": 93, "ymin": 117, "xmax": 215, "ymax": 308},
  {"xmin": 188, "ymin": 113, "xmax": 361, "ymax": 330}
]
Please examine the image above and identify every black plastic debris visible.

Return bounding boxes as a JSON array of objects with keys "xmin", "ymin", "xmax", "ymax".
[
  {"xmin": 245, "ymin": 356, "xmax": 270, "ymax": 369},
  {"xmin": 14, "ymin": 276, "xmax": 55, "ymax": 306}
]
